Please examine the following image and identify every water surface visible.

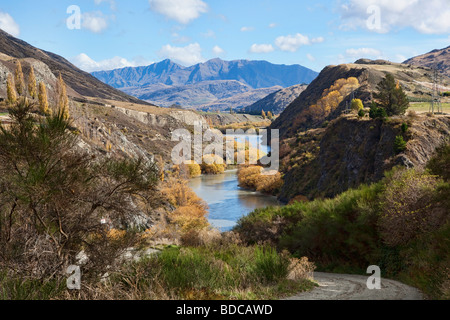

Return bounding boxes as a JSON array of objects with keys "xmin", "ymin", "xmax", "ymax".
[{"xmin": 188, "ymin": 169, "xmax": 280, "ymax": 232}]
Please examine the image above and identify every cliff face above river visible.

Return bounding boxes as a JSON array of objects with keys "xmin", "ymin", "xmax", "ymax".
[{"xmin": 278, "ymin": 114, "xmax": 450, "ymax": 202}]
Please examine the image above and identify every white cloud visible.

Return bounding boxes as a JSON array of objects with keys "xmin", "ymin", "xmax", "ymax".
[
  {"xmin": 311, "ymin": 37, "xmax": 324, "ymax": 43},
  {"xmin": 275, "ymin": 33, "xmax": 311, "ymax": 52},
  {"xmin": 82, "ymin": 12, "xmax": 108, "ymax": 33},
  {"xmin": 212, "ymin": 45, "xmax": 225, "ymax": 56},
  {"xmin": 202, "ymin": 30, "xmax": 216, "ymax": 38},
  {"xmin": 394, "ymin": 54, "xmax": 407, "ymax": 63},
  {"xmin": 158, "ymin": 43, "xmax": 205, "ymax": 66},
  {"xmin": 340, "ymin": 0, "xmax": 450, "ymax": 34},
  {"xmin": 71, "ymin": 53, "xmax": 151, "ymax": 72},
  {"xmin": 149, "ymin": 0, "xmax": 208, "ymax": 24},
  {"xmin": 268, "ymin": 23, "xmax": 277, "ymax": 28},
  {"xmin": 306, "ymin": 54, "xmax": 316, "ymax": 62},
  {"xmin": 94, "ymin": 0, "xmax": 116, "ymax": 10},
  {"xmin": 240, "ymin": 26, "xmax": 254, "ymax": 32},
  {"xmin": 0, "ymin": 11, "xmax": 20, "ymax": 37},
  {"xmin": 249, "ymin": 43, "xmax": 275, "ymax": 54},
  {"xmin": 345, "ymin": 47, "xmax": 382, "ymax": 58}
]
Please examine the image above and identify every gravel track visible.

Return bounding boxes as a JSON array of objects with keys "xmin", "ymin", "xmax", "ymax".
[{"xmin": 286, "ymin": 272, "xmax": 424, "ymax": 300}]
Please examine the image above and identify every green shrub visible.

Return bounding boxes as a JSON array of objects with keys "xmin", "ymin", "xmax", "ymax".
[
  {"xmin": 369, "ymin": 104, "xmax": 388, "ymax": 119},
  {"xmin": 358, "ymin": 109, "xmax": 365, "ymax": 118},
  {"xmin": 252, "ymin": 246, "xmax": 291, "ymax": 283},
  {"xmin": 401, "ymin": 122, "xmax": 409, "ymax": 133},
  {"xmin": 394, "ymin": 135, "xmax": 407, "ymax": 153}
]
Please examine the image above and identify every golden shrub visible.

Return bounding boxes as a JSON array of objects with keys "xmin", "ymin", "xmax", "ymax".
[
  {"xmin": 201, "ymin": 154, "xmax": 226, "ymax": 174},
  {"xmin": 287, "ymin": 256, "xmax": 316, "ymax": 281},
  {"xmin": 185, "ymin": 161, "xmax": 201, "ymax": 178},
  {"xmin": 162, "ymin": 178, "xmax": 209, "ymax": 233}
]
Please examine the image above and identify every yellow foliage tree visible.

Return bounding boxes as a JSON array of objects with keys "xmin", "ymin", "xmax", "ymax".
[
  {"xmin": 201, "ymin": 154, "xmax": 226, "ymax": 174},
  {"xmin": 6, "ymin": 74, "xmax": 17, "ymax": 105},
  {"xmin": 38, "ymin": 82, "xmax": 49, "ymax": 114},
  {"xmin": 161, "ymin": 179, "xmax": 209, "ymax": 232},
  {"xmin": 351, "ymin": 99, "xmax": 364, "ymax": 112},
  {"xmin": 14, "ymin": 60, "xmax": 25, "ymax": 96},
  {"xmin": 261, "ymin": 110, "xmax": 266, "ymax": 119},
  {"xmin": 297, "ymin": 77, "xmax": 360, "ymax": 126},
  {"xmin": 185, "ymin": 161, "xmax": 202, "ymax": 178},
  {"xmin": 57, "ymin": 73, "xmax": 69, "ymax": 119},
  {"xmin": 28, "ymin": 66, "xmax": 37, "ymax": 99}
]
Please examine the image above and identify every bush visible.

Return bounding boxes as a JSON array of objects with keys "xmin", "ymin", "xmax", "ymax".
[
  {"xmin": 201, "ymin": 154, "xmax": 226, "ymax": 174},
  {"xmin": 252, "ymin": 246, "xmax": 291, "ymax": 283},
  {"xmin": 186, "ymin": 161, "xmax": 201, "ymax": 178},
  {"xmin": 351, "ymin": 99, "xmax": 364, "ymax": 112},
  {"xmin": 369, "ymin": 103, "xmax": 388, "ymax": 119},
  {"xmin": 0, "ymin": 98, "xmax": 160, "ymax": 278},
  {"xmin": 379, "ymin": 169, "xmax": 443, "ymax": 246},
  {"xmin": 238, "ymin": 166, "xmax": 283, "ymax": 195},
  {"xmin": 427, "ymin": 143, "xmax": 450, "ymax": 181},
  {"xmin": 394, "ymin": 135, "xmax": 407, "ymax": 153},
  {"xmin": 401, "ymin": 122, "xmax": 409, "ymax": 133},
  {"xmin": 358, "ymin": 109, "xmax": 365, "ymax": 118},
  {"xmin": 161, "ymin": 179, "xmax": 209, "ymax": 233}
]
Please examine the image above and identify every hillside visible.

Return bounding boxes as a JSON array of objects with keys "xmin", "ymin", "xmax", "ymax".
[
  {"xmin": 271, "ymin": 59, "xmax": 450, "ymax": 140},
  {"xmin": 92, "ymin": 58, "xmax": 318, "ymax": 111},
  {"xmin": 404, "ymin": 45, "xmax": 450, "ymax": 78},
  {"xmin": 121, "ymin": 80, "xmax": 281, "ymax": 111},
  {"xmin": 239, "ymin": 84, "xmax": 308, "ymax": 115},
  {"xmin": 0, "ymin": 29, "xmax": 145, "ymax": 104},
  {"xmin": 277, "ymin": 114, "xmax": 450, "ymax": 202}
]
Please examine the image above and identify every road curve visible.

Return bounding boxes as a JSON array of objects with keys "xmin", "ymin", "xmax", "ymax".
[{"xmin": 286, "ymin": 272, "xmax": 424, "ymax": 300}]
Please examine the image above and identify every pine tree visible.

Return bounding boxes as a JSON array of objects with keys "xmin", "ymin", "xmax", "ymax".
[
  {"xmin": 57, "ymin": 73, "xmax": 69, "ymax": 119},
  {"xmin": 28, "ymin": 66, "xmax": 37, "ymax": 99},
  {"xmin": 374, "ymin": 74, "xmax": 409, "ymax": 116},
  {"xmin": 6, "ymin": 74, "xmax": 17, "ymax": 105},
  {"xmin": 14, "ymin": 60, "xmax": 25, "ymax": 96},
  {"xmin": 38, "ymin": 82, "xmax": 49, "ymax": 115}
]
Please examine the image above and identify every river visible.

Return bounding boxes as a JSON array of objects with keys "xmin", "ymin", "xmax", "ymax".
[
  {"xmin": 188, "ymin": 170, "xmax": 280, "ymax": 232},
  {"xmin": 188, "ymin": 133, "xmax": 280, "ymax": 232}
]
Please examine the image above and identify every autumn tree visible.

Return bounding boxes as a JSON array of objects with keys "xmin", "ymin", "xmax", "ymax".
[
  {"xmin": 351, "ymin": 99, "xmax": 364, "ymax": 112},
  {"xmin": 14, "ymin": 60, "xmax": 25, "ymax": 96},
  {"xmin": 38, "ymin": 82, "xmax": 49, "ymax": 115},
  {"xmin": 374, "ymin": 73, "xmax": 409, "ymax": 116},
  {"xmin": 28, "ymin": 65, "xmax": 37, "ymax": 99},
  {"xmin": 57, "ymin": 73, "xmax": 69, "ymax": 119},
  {"xmin": 267, "ymin": 111, "xmax": 273, "ymax": 119},
  {"xmin": 6, "ymin": 74, "xmax": 17, "ymax": 105},
  {"xmin": 261, "ymin": 110, "xmax": 266, "ymax": 119}
]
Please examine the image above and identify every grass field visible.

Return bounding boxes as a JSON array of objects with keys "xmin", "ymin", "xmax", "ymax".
[{"xmin": 409, "ymin": 102, "xmax": 450, "ymax": 114}]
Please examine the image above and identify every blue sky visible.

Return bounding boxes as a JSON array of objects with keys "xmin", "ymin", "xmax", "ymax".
[{"xmin": 0, "ymin": 0, "xmax": 449, "ymax": 73}]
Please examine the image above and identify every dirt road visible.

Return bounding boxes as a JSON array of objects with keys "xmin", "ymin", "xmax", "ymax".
[{"xmin": 287, "ymin": 272, "xmax": 424, "ymax": 300}]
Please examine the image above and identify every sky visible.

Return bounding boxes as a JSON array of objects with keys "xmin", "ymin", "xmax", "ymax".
[{"xmin": 0, "ymin": 0, "xmax": 449, "ymax": 73}]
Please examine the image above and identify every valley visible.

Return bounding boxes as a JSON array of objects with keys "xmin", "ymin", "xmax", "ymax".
[{"xmin": 0, "ymin": 15, "xmax": 449, "ymax": 303}]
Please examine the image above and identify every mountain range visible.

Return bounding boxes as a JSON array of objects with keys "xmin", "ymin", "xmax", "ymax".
[{"xmin": 92, "ymin": 58, "xmax": 318, "ymax": 111}]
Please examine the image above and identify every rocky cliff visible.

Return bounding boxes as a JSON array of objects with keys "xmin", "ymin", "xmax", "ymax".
[{"xmin": 278, "ymin": 114, "xmax": 450, "ymax": 202}]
